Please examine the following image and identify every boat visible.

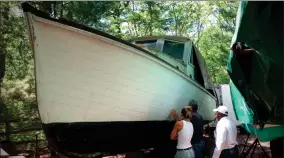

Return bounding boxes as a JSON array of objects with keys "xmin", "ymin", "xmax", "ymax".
[
  {"xmin": 21, "ymin": 2, "xmax": 217, "ymax": 154},
  {"xmin": 214, "ymin": 84, "xmax": 240, "ymax": 126},
  {"xmin": 226, "ymin": 1, "xmax": 284, "ymax": 157}
]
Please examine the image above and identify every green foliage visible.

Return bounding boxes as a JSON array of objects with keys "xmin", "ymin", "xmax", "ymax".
[
  {"xmin": 0, "ymin": 1, "xmax": 41, "ymax": 148},
  {"xmin": 197, "ymin": 1, "xmax": 239, "ymax": 83},
  {"xmin": 198, "ymin": 26, "xmax": 231, "ymax": 83},
  {"xmin": 163, "ymin": 2, "xmax": 204, "ymax": 38},
  {"xmin": 60, "ymin": 1, "xmax": 121, "ymax": 32},
  {"xmin": 121, "ymin": 1, "xmax": 166, "ymax": 39},
  {"xmin": 0, "ymin": 1, "xmax": 239, "ymax": 149}
]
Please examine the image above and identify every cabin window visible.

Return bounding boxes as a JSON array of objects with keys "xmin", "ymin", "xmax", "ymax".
[
  {"xmin": 192, "ymin": 47, "xmax": 205, "ymax": 88},
  {"xmin": 189, "ymin": 46, "xmax": 195, "ymax": 65},
  {"xmin": 162, "ymin": 40, "xmax": 184, "ymax": 60},
  {"xmin": 135, "ymin": 40, "xmax": 157, "ymax": 49}
]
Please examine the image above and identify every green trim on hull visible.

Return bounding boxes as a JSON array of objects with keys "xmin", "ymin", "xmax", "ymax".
[{"xmin": 229, "ymin": 81, "xmax": 284, "ymax": 142}]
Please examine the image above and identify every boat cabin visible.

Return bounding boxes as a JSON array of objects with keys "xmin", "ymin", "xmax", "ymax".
[{"xmin": 129, "ymin": 36, "xmax": 207, "ymax": 91}]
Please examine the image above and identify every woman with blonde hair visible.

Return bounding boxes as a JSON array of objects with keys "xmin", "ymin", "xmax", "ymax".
[{"xmin": 170, "ymin": 107, "xmax": 195, "ymax": 158}]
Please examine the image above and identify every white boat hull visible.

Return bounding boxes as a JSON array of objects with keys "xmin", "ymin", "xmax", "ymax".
[
  {"xmin": 30, "ymin": 15, "xmax": 216, "ymax": 125},
  {"xmin": 22, "ymin": 3, "xmax": 216, "ymax": 154}
]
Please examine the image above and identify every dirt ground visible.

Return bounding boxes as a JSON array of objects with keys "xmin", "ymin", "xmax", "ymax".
[
  {"xmin": 19, "ymin": 132, "xmax": 273, "ymax": 158},
  {"xmin": 237, "ymin": 134, "xmax": 271, "ymax": 158},
  {"xmin": 99, "ymin": 134, "xmax": 272, "ymax": 158},
  {"xmin": 100, "ymin": 134, "xmax": 272, "ymax": 158}
]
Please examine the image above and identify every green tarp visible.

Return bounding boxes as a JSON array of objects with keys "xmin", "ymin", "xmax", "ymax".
[{"xmin": 227, "ymin": 1, "xmax": 284, "ymax": 141}]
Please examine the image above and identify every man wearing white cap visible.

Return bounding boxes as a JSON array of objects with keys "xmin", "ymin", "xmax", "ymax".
[{"xmin": 212, "ymin": 106, "xmax": 239, "ymax": 158}]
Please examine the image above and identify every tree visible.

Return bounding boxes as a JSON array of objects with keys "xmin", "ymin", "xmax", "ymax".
[
  {"xmin": 198, "ymin": 26, "xmax": 231, "ymax": 83},
  {"xmin": 121, "ymin": 1, "xmax": 166, "ymax": 39},
  {"xmin": 197, "ymin": 1, "xmax": 239, "ymax": 83},
  {"xmin": 162, "ymin": 2, "xmax": 205, "ymax": 41}
]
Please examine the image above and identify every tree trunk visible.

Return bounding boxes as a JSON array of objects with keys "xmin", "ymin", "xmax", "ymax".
[
  {"xmin": 60, "ymin": 1, "xmax": 64, "ymax": 18},
  {"xmin": 147, "ymin": 2, "xmax": 153, "ymax": 36},
  {"xmin": 0, "ymin": 3, "xmax": 8, "ymax": 83},
  {"xmin": 171, "ymin": 4, "xmax": 178, "ymax": 36},
  {"xmin": 53, "ymin": 2, "xmax": 57, "ymax": 17},
  {"xmin": 0, "ymin": 53, "xmax": 5, "ymax": 83},
  {"xmin": 0, "ymin": 2, "xmax": 8, "ymax": 142},
  {"xmin": 113, "ymin": 3, "xmax": 122, "ymax": 38}
]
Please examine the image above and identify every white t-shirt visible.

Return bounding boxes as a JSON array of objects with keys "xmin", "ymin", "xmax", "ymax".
[{"xmin": 212, "ymin": 117, "xmax": 238, "ymax": 158}]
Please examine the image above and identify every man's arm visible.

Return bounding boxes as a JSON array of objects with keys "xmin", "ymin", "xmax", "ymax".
[
  {"xmin": 204, "ymin": 119, "xmax": 217, "ymax": 128},
  {"xmin": 212, "ymin": 123, "xmax": 227, "ymax": 158}
]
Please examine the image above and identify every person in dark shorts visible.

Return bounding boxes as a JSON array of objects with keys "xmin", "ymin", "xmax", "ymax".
[{"xmin": 187, "ymin": 100, "xmax": 205, "ymax": 158}]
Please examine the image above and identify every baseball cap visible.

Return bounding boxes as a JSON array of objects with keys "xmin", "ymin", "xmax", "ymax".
[{"xmin": 213, "ymin": 106, "xmax": 228, "ymax": 115}]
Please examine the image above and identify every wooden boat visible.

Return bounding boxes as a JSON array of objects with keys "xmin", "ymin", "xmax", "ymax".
[
  {"xmin": 21, "ymin": 2, "xmax": 217, "ymax": 154},
  {"xmin": 214, "ymin": 84, "xmax": 241, "ymax": 126}
]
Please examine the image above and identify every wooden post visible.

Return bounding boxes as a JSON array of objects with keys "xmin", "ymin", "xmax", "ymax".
[
  {"xmin": 35, "ymin": 134, "xmax": 39, "ymax": 158},
  {"xmin": 4, "ymin": 120, "xmax": 10, "ymax": 141}
]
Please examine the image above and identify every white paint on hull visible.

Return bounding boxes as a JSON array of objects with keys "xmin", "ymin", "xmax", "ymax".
[
  {"xmin": 215, "ymin": 84, "xmax": 241, "ymax": 126},
  {"xmin": 221, "ymin": 84, "xmax": 241, "ymax": 126},
  {"xmin": 28, "ymin": 15, "xmax": 216, "ymax": 124}
]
